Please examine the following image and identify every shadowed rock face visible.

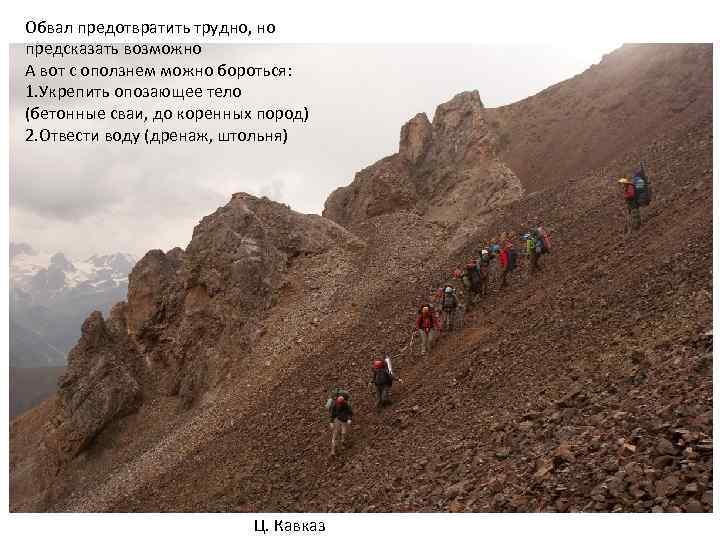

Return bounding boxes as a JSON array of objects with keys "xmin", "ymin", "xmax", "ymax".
[
  {"xmin": 323, "ymin": 90, "xmax": 524, "ymax": 231},
  {"xmin": 45, "ymin": 309, "xmax": 142, "ymax": 463},
  {"xmin": 126, "ymin": 249, "xmax": 180, "ymax": 339},
  {"xmin": 399, "ymin": 112, "xmax": 432, "ymax": 163}
]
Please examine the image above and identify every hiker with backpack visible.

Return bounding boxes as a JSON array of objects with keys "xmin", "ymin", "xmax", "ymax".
[
  {"xmin": 328, "ymin": 393, "xmax": 353, "ymax": 456},
  {"xmin": 619, "ymin": 164, "xmax": 651, "ymax": 234},
  {"xmin": 415, "ymin": 304, "xmax": 439, "ymax": 355},
  {"xmin": 477, "ymin": 250, "xmax": 491, "ymax": 297},
  {"xmin": 487, "ymin": 241, "xmax": 501, "ymax": 290},
  {"xmin": 525, "ymin": 229, "xmax": 544, "ymax": 273},
  {"xmin": 498, "ymin": 239, "xmax": 517, "ymax": 287},
  {"xmin": 619, "ymin": 177, "xmax": 641, "ymax": 232},
  {"xmin": 369, "ymin": 358, "xmax": 402, "ymax": 408},
  {"xmin": 461, "ymin": 260, "xmax": 483, "ymax": 306},
  {"xmin": 537, "ymin": 222, "xmax": 551, "ymax": 254},
  {"xmin": 440, "ymin": 285, "xmax": 460, "ymax": 331}
]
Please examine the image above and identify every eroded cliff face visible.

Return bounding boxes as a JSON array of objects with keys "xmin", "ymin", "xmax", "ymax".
[
  {"xmin": 119, "ymin": 194, "xmax": 363, "ymax": 409},
  {"xmin": 10, "ymin": 194, "xmax": 364, "ymax": 510},
  {"xmin": 46, "ymin": 306, "xmax": 143, "ymax": 464},
  {"xmin": 323, "ymin": 90, "xmax": 524, "ymax": 235}
]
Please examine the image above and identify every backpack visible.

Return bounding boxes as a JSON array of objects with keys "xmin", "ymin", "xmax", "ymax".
[
  {"xmin": 633, "ymin": 175, "xmax": 651, "ymax": 207},
  {"xmin": 325, "ymin": 388, "xmax": 351, "ymax": 410},
  {"xmin": 373, "ymin": 366, "xmax": 392, "ymax": 386},
  {"xmin": 527, "ymin": 236, "xmax": 535, "ymax": 255},
  {"xmin": 507, "ymin": 247, "xmax": 517, "ymax": 271},
  {"xmin": 442, "ymin": 289, "xmax": 458, "ymax": 309}
]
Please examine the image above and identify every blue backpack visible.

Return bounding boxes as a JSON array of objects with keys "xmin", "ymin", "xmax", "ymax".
[{"xmin": 633, "ymin": 175, "xmax": 651, "ymax": 206}]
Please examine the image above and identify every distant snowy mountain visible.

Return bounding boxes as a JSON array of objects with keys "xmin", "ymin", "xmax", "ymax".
[{"xmin": 9, "ymin": 242, "xmax": 136, "ymax": 367}]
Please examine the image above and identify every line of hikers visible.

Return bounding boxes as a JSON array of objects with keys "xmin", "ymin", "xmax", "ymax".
[
  {"xmin": 324, "ymin": 164, "xmax": 653, "ymax": 457},
  {"xmin": 324, "ymin": 223, "xmax": 552, "ymax": 456},
  {"xmin": 413, "ymin": 222, "xmax": 553, "ymax": 355}
]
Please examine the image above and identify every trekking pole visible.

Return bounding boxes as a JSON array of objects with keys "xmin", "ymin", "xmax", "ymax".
[{"xmin": 398, "ymin": 330, "xmax": 415, "ymax": 354}]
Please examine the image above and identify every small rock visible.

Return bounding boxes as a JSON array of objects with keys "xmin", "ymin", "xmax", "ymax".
[
  {"xmin": 654, "ymin": 455, "xmax": 675, "ymax": 469},
  {"xmin": 445, "ymin": 480, "xmax": 470, "ymax": 499},
  {"xmin": 656, "ymin": 439, "xmax": 677, "ymax": 456},
  {"xmin": 534, "ymin": 458, "xmax": 554, "ymax": 479},
  {"xmin": 695, "ymin": 439, "xmax": 712, "ymax": 453},
  {"xmin": 517, "ymin": 420, "xmax": 534, "ymax": 432},
  {"xmin": 655, "ymin": 475, "xmax": 679, "ymax": 498},
  {"xmin": 684, "ymin": 498, "xmax": 703, "ymax": 513},
  {"xmin": 553, "ymin": 443, "xmax": 575, "ymax": 465},
  {"xmin": 620, "ymin": 443, "xmax": 637, "ymax": 455}
]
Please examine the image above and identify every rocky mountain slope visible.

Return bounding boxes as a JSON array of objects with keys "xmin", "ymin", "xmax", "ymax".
[
  {"xmin": 486, "ymin": 43, "xmax": 712, "ymax": 194},
  {"xmin": 9, "ymin": 43, "xmax": 713, "ymax": 513}
]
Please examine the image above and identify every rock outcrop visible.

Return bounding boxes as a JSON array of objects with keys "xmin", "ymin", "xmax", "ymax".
[
  {"xmin": 120, "ymin": 193, "xmax": 363, "ymax": 410},
  {"xmin": 323, "ymin": 91, "xmax": 523, "ymax": 234},
  {"xmin": 10, "ymin": 193, "xmax": 364, "ymax": 510},
  {"xmin": 45, "ymin": 307, "xmax": 143, "ymax": 463}
]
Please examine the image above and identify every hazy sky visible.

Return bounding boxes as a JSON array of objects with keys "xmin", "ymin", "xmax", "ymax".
[{"xmin": 10, "ymin": 43, "xmax": 620, "ymax": 259}]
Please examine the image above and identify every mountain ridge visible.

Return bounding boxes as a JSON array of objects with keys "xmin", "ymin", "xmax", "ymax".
[{"xmin": 9, "ymin": 43, "xmax": 713, "ymax": 513}]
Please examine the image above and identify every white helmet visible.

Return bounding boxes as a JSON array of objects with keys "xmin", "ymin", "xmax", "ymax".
[
  {"xmin": 444, "ymin": 286, "xmax": 453, "ymax": 293},
  {"xmin": 481, "ymin": 249, "xmax": 489, "ymax": 255}
]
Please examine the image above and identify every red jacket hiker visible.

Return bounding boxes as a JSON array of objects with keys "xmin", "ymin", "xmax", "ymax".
[
  {"xmin": 415, "ymin": 311, "xmax": 437, "ymax": 333},
  {"xmin": 499, "ymin": 247, "xmax": 509, "ymax": 269},
  {"xmin": 499, "ymin": 240, "xmax": 513, "ymax": 269}
]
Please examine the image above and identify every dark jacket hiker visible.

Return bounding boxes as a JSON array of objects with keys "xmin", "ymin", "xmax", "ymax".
[
  {"xmin": 329, "ymin": 395, "xmax": 353, "ymax": 456},
  {"xmin": 370, "ymin": 358, "xmax": 398, "ymax": 407}
]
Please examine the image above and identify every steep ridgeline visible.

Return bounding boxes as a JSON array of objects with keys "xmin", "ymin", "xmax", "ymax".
[
  {"xmin": 323, "ymin": 90, "xmax": 523, "ymax": 248},
  {"xmin": 487, "ymin": 43, "xmax": 713, "ymax": 193}
]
